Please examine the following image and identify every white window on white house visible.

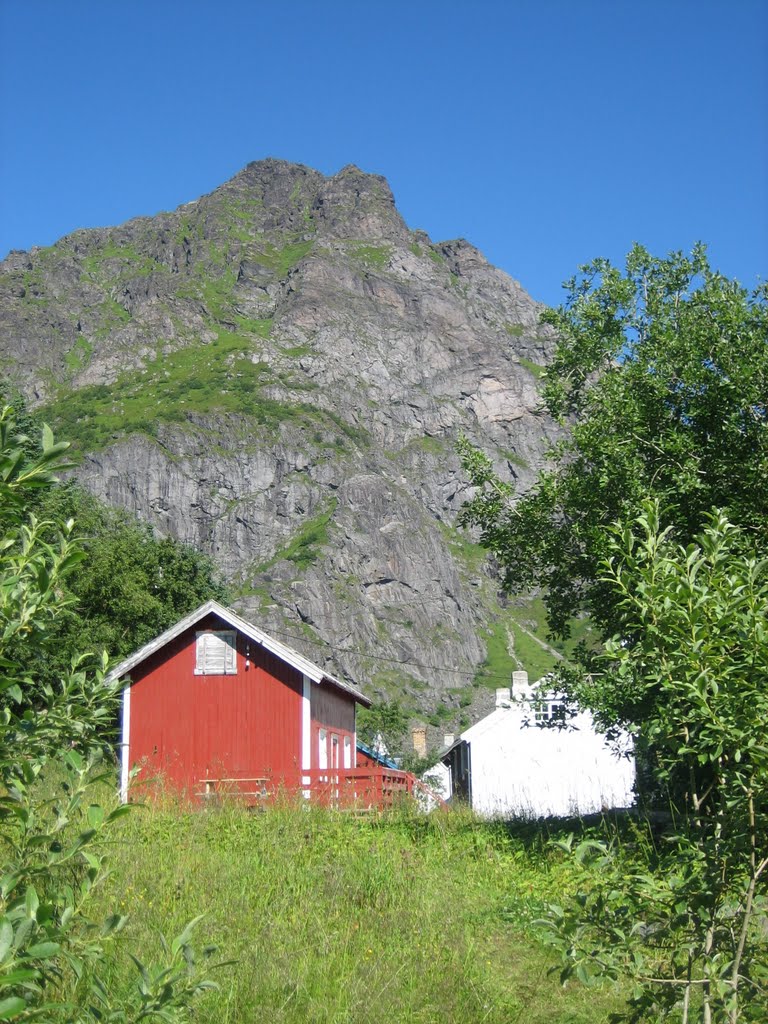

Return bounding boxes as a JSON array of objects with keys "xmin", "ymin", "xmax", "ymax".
[
  {"xmin": 195, "ymin": 631, "xmax": 237, "ymax": 675},
  {"xmin": 534, "ymin": 698, "xmax": 566, "ymax": 723}
]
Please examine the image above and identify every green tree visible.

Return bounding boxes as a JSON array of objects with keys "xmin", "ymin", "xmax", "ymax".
[
  {"xmin": 356, "ymin": 699, "xmax": 410, "ymax": 758},
  {"xmin": 459, "ymin": 244, "xmax": 768, "ymax": 641},
  {"xmin": 39, "ymin": 484, "xmax": 227, "ymax": 657},
  {"xmin": 2, "ymin": 482, "xmax": 227, "ymax": 701},
  {"xmin": 541, "ymin": 504, "xmax": 768, "ymax": 1023},
  {"xmin": 0, "ymin": 407, "xmax": 223, "ymax": 1021},
  {"xmin": 0, "ymin": 389, "xmax": 227, "ymax": 696}
]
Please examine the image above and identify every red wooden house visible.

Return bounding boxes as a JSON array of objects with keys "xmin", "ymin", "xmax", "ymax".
[{"xmin": 109, "ymin": 599, "xmax": 381, "ymax": 804}]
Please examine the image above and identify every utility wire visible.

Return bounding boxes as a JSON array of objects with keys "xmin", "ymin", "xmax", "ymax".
[{"xmin": 252, "ymin": 620, "xmax": 558, "ymax": 685}]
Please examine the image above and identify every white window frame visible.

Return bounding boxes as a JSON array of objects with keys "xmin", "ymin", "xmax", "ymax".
[
  {"xmin": 195, "ymin": 630, "xmax": 237, "ymax": 676},
  {"xmin": 534, "ymin": 698, "xmax": 566, "ymax": 723}
]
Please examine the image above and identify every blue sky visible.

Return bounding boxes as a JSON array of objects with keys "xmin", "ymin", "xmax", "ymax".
[{"xmin": 1, "ymin": 0, "xmax": 765, "ymax": 306}]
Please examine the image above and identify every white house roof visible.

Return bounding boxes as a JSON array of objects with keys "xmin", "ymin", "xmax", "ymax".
[
  {"xmin": 106, "ymin": 599, "xmax": 372, "ymax": 707},
  {"xmin": 440, "ymin": 681, "xmax": 553, "ymax": 760},
  {"xmin": 440, "ymin": 708, "xmax": 506, "ymax": 760}
]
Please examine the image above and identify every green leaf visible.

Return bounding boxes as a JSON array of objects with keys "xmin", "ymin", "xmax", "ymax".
[
  {"xmin": 11, "ymin": 919, "xmax": 31, "ymax": 952},
  {"xmin": 105, "ymin": 805, "xmax": 132, "ymax": 823},
  {"xmin": 87, "ymin": 804, "xmax": 105, "ymax": 829},
  {"xmin": 171, "ymin": 914, "xmax": 206, "ymax": 954},
  {"xmin": 25, "ymin": 942, "xmax": 61, "ymax": 959},
  {"xmin": 24, "ymin": 887, "xmax": 38, "ymax": 920},
  {"xmin": 0, "ymin": 969, "xmax": 41, "ymax": 988},
  {"xmin": 100, "ymin": 914, "xmax": 127, "ymax": 937},
  {"xmin": 0, "ymin": 996, "xmax": 26, "ymax": 1020},
  {"xmin": 0, "ymin": 919, "xmax": 12, "ymax": 963}
]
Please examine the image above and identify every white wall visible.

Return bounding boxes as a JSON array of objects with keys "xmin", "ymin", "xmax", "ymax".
[
  {"xmin": 422, "ymin": 760, "xmax": 451, "ymax": 801},
  {"xmin": 466, "ymin": 700, "xmax": 634, "ymax": 818}
]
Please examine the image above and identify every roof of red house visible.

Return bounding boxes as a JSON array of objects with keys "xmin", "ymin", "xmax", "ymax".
[{"xmin": 107, "ymin": 599, "xmax": 372, "ymax": 707}]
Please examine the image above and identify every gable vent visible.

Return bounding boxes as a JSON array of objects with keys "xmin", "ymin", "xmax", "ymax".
[{"xmin": 195, "ymin": 631, "xmax": 237, "ymax": 675}]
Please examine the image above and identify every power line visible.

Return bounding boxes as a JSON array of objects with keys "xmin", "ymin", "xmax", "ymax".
[{"xmin": 255, "ymin": 620, "xmax": 552, "ymax": 686}]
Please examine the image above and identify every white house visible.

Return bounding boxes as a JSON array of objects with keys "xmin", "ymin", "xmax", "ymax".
[{"xmin": 441, "ymin": 671, "xmax": 635, "ymax": 818}]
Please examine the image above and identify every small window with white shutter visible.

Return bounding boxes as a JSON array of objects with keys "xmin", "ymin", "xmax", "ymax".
[{"xmin": 195, "ymin": 630, "xmax": 237, "ymax": 675}]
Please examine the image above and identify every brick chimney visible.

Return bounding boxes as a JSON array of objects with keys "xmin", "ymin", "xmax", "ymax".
[{"xmin": 412, "ymin": 726, "xmax": 427, "ymax": 759}]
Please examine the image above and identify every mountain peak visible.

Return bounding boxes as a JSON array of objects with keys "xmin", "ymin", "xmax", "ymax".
[
  {"xmin": 0, "ymin": 159, "xmax": 561, "ymax": 735},
  {"xmin": 211, "ymin": 158, "xmax": 403, "ymax": 243}
]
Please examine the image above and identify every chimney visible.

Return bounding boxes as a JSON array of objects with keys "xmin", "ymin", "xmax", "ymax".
[
  {"xmin": 496, "ymin": 687, "xmax": 511, "ymax": 708},
  {"xmin": 443, "ymin": 733, "xmax": 455, "ymax": 747},
  {"xmin": 511, "ymin": 670, "xmax": 529, "ymax": 696},
  {"xmin": 412, "ymin": 726, "xmax": 427, "ymax": 759}
]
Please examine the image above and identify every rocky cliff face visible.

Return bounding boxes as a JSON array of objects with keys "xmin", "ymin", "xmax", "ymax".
[{"xmin": 0, "ymin": 159, "xmax": 562, "ymax": 734}]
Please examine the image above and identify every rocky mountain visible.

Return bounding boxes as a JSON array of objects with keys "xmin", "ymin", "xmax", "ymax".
[{"xmin": 0, "ymin": 159, "xmax": 564, "ymax": 737}]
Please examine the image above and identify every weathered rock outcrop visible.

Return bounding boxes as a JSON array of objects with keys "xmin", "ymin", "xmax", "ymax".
[{"xmin": 0, "ymin": 159, "xmax": 562, "ymax": 731}]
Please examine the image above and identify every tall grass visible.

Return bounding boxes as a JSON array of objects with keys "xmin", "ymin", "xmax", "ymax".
[{"xmin": 93, "ymin": 800, "xmax": 627, "ymax": 1023}]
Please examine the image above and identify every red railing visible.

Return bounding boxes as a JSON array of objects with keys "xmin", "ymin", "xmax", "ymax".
[
  {"xmin": 197, "ymin": 767, "xmax": 447, "ymax": 810},
  {"xmin": 300, "ymin": 767, "xmax": 414, "ymax": 808}
]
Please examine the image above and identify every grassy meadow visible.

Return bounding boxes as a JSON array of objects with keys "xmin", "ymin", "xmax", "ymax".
[{"xmin": 92, "ymin": 799, "xmax": 628, "ymax": 1024}]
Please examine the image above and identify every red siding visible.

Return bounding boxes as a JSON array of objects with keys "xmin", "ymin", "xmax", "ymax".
[
  {"xmin": 127, "ymin": 614, "xmax": 303, "ymax": 797},
  {"xmin": 310, "ymin": 683, "xmax": 356, "ymax": 770}
]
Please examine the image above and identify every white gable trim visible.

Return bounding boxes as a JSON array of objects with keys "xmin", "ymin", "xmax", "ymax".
[
  {"xmin": 119, "ymin": 683, "xmax": 131, "ymax": 803},
  {"xmin": 301, "ymin": 674, "xmax": 311, "ymax": 772},
  {"xmin": 106, "ymin": 599, "xmax": 371, "ymax": 707},
  {"xmin": 301, "ymin": 673, "xmax": 311, "ymax": 797}
]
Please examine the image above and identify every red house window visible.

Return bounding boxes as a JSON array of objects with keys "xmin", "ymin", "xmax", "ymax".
[{"xmin": 195, "ymin": 631, "xmax": 237, "ymax": 675}]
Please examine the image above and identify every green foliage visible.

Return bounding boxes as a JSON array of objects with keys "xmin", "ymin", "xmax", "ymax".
[
  {"xmin": 40, "ymin": 333, "xmax": 305, "ymax": 450},
  {"xmin": 0, "ymin": 407, "xmax": 223, "ymax": 1021},
  {"xmin": 95, "ymin": 297, "xmax": 132, "ymax": 337},
  {"xmin": 500, "ymin": 447, "xmax": 529, "ymax": 469},
  {"xmin": 472, "ymin": 608, "xmax": 562, "ymax": 689},
  {"xmin": 64, "ymin": 337, "xmax": 94, "ymax": 374},
  {"xmin": 0, "ymin": 393, "xmax": 227, "ymax": 691},
  {"xmin": 232, "ymin": 315, "xmax": 272, "ymax": 337},
  {"xmin": 81, "ymin": 240, "xmax": 162, "ymax": 281},
  {"xmin": 356, "ymin": 699, "xmax": 410, "ymax": 757},
  {"xmin": 460, "ymin": 244, "xmax": 768, "ymax": 638},
  {"xmin": 41, "ymin": 326, "xmax": 366, "ymax": 456},
  {"xmin": 349, "ymin": 244, "xmax": 391, "ymax": 270},
  {"xmin": 252, "ymin": 239, "xmax": 313, "ymax": 278},
  {"xmin": 541, "ymin": 505, "xmax": 768, "ymax": 1022},
  {"xmin": 518, "ymin": 356, "xmax": 544, "ymax": 378},
  {"xmin": 460, "ymin": 246, "xmax": 768, "ymax": 1018},
  {"xmin": 279, "ymin": 343, "xmax": 312, "ymax": 358},
  {"xmin": 196, "ymin": 272, "xmax": 237, "ymax": 320},
  {"xmin": 321, "ymin": 409, "xmax": 370, "ymax": 448},
  {"xmin": 473, "ymin": 620, "xmax": 517, "ymax": 689},
  {"xmin": 28, "ymin": 483, "xmax": 226, "ymax": 679},
  {"xmin": 260, "ymin": 499, "xmax": 338, "ymax": 572},
  {"xmin": 488, "ymin": 596, "xmax": 593, "ymax": 686},
  {"xmin": 93, "ymin": 801, "xmax": 624, "ymax": 1024},
  {"xmin": 505, "ymin": 323, "xmax": 524, "ymax": 338},
  {"xmin": 426, "ymin": 704, "xmax": 453, "ymax": 728}
]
